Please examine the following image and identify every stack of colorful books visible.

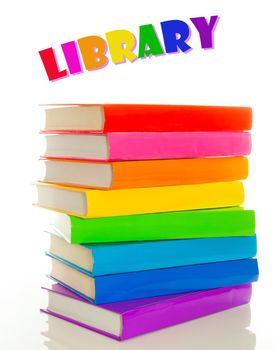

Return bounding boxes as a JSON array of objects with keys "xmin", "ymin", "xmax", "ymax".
[{"xmin": 36, "ymin": 104, "xmax": 259, "ymax": 340}]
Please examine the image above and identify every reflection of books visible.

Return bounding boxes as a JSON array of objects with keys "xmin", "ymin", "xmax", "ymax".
[{"xmin": 42, "ymin": 304, "xmax": 256, "ymax": 350}]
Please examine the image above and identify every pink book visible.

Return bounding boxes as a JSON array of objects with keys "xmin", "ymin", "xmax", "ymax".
[
  {"xmin": 43, "ymin": 132, "xmax": 251, "ymax": 161},
  {"xmin": 41, "ymin": 283, "xmax": 252, "ymax": 340}
]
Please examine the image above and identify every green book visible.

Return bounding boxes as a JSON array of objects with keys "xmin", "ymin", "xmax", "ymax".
[{"xmin": 46, "ymin": 207, "xmax": 255, "ymax": 244}]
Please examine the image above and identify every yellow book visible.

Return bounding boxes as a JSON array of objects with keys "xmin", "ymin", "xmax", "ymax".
[{"xmin": 35, "ymin": 181, "xmax": 244, "ymax": 218}]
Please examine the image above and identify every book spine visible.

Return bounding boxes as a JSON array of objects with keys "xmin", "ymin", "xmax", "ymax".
[
  {"xmin": 94, "ymin": 259, "xmax": 259, "ymax": 303},
  {"xmin": 103, "ymin": 105, "xmax": 252, "ymax": 132},
  {"xmin": 121, "ymin": 284, "xmax": 252, "ymax": 339},
  {"xmin": 85, "ymin": 181, "xmax": 244, "ymax": 218},
  {"xmin": 70, "ymin": 208, "xmax": 255, "ymax": 243},
  {"xmin": 107, "ymin": 132, "xmax": 251, "ymax": 161},
  {"xmin": 91, "ymin": 236, "xmax": 257, "ymax": 276}
]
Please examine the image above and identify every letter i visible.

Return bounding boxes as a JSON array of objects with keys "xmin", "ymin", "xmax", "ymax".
[{"xmin": 61, "ymin": 41, "xmax": 83, "ymax": 74}]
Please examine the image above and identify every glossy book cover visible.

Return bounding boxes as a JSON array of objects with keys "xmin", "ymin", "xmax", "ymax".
[
  {"xmin": 49, "ymin": 258, "xmax": 259, "ymax": 304},
  {"xmin": 46, "ymin": 235, "xmax": 257, "ymax": 276},
  {"xmin": 42, "ymin": 104, "xmax": 252, "ymax": 132},
  {"xmin": 48, "ymin": 207, "xmax": 255, "ymax": 244},
  {"xmin": 43, "ymin": 131, "xmax": 251, "ymax": 161},
  {"xmin": 35, "ymin": 181, "xmax": 245, "ymax": 218},
  {"xmin": 41, "ymin": 283, "xmax": 253, "ymax": 340}
]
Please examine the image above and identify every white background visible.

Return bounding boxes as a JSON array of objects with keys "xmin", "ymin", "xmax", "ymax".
[{"xmin": 1, "ymin": 0, "xmax": 276, "ymax": 349}]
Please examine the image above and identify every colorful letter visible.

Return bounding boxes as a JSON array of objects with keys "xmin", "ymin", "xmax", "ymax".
[
  {"xmin": 190, "ymin": 16, "xmax": 219, "ymax": 49},
  {"xmin": 39, "ymin": 48, "xmax": 68, "ymax": 81},
  {"xmin": 138, "ymin": 24, "xmax": 164, "ymax": 58},
  {"xmin": 61, "ymin": 41, "xmax": 82, "ymax": 74},
  {"xmin": 77, "ymin": 36, "xmax": 109, "ymax": 71},
  {"xmin": 161, "ymin": 20, "xmax": 191, "ymax": 53},
  {"xmin": 105, "ymin": 30, "xmax": 137, "ymax": 64}
]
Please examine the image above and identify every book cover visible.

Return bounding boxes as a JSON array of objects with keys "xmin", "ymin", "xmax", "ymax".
[
  {"xmin": 41, "ymin": 156, "xmax": 249, "ymax": 189},
  {"xmin": 49, "ymin": 257, "xmax": 259, "ymax": 304},
  {"xmin": 42, "ymin": 104, "xmax": 252, "ymax": 132},
  {"xmin": 41, "ymin": 283, "xmax": 252, "ymax": 340},
  {"xmin": 35, "ymin": 181, "xmax": 245, "ymax": 218},
  {"xmin": 49, "ymin": 207, "xmax": 255, "ymax": 244},
  {"xmin": 47, "ymin": 234, "xmax": 257, "ymax": 276},
  {"xmin": 43, "ymin": 131, "xmax": 251, "ymax": 161}
]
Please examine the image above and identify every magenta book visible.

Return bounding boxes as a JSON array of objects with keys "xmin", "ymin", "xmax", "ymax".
[
  {"xmin": 41, "ymin": 283, "xmax": 252, "ymax": 340},
  {"xmin": 43, "ymin": 131, "xmax": 251, "ymax": 161}
]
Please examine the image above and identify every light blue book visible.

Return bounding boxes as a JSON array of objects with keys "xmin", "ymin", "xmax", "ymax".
[{"xmin": 47, "ymin": 233, "xmax": 257, "ymax": 276}]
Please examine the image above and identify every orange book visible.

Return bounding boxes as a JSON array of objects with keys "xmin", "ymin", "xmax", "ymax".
[{"xmin": 41, "ymin": 156, "xmax": 248, "ymax": 189}]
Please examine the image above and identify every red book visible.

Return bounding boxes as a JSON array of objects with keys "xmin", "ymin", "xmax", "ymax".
[{"xmin": 42, "ymin": 104, "xmax": 252, "ymax": 132}]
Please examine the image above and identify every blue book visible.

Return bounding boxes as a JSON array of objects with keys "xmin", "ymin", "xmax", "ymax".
[
  {"xmin": 47, "ymin": 233, "xmax": 257, "ymax": 276},
  {"xmin": 49, "ymin": 257, "xmax": 259, "ymax": 304}
]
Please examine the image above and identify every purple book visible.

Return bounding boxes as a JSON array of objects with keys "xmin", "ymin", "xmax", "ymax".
[{"xmin": 41, "ymin": 283, "xmax": 252, "ymax": 340}]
